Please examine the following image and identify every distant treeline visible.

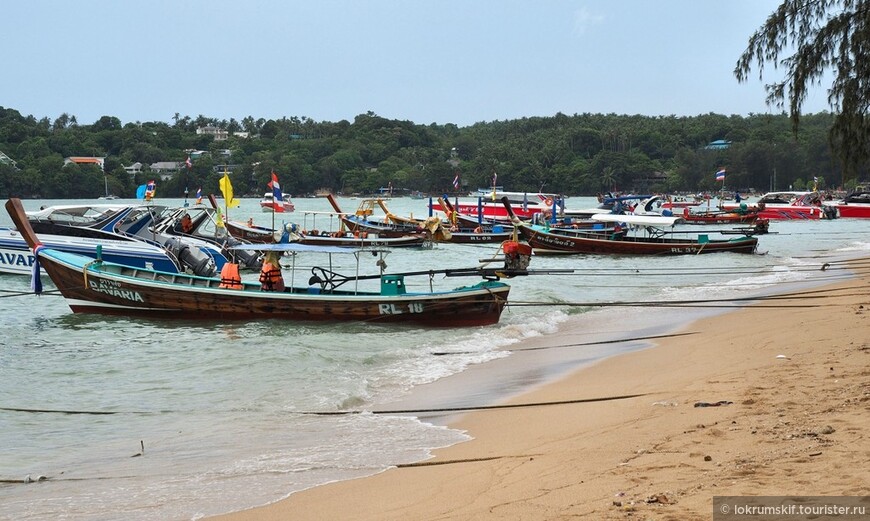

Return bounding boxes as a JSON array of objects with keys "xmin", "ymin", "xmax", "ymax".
[{"xmin": 0, "ymin": 107, "xmax": 863, "ymax": 200}]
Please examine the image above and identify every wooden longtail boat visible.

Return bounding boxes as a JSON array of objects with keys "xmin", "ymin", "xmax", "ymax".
[
  {"xmin": 326, "ymin": 194, "xmax": 423, "ymax": 238},
  {"xmin": 678, "ymin": 210, "xmax": 761, "ymax": 225},
  {"xmin": 6, "ymin": 199, "xmax": 511, "ymax": 327},
  {"xmin": 502, "ymin": 198, "xmax": 758, "ymax": 255}
]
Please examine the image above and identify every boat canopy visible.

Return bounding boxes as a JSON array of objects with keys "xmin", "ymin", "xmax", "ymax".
[{"xmin": 591, "ymin": 213, "xmax": 682, "ymax": 227}]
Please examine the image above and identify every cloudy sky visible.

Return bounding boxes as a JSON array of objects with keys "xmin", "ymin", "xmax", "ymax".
[{"xmin": 3, "ymin": 0, "xmax": 832, "ymax": 127}]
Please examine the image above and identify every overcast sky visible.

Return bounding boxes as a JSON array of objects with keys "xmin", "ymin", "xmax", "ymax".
[{"xmin": 3, "ymin": 0, "xmax": 833, "ymax": 127}]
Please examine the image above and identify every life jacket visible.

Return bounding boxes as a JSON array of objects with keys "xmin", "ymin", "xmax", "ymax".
[
  {"xmin": 218, "ymin": 262, "xmax": 243, "ymax": 289},
  {"xmin": 181, "ymin": 215, "xmax": 193, "ymax": 233},
  {"xmin": 259, "ymin": 261, "xmax": 285, "ymax": 292}
]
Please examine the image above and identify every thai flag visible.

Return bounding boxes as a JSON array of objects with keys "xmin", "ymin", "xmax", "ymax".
[
  {"xmin": 452, "ymin": 173, "xmax": 460, "ymax": 190},
  {"xmin": 268, "ymin": 171, "xmax": 285, "ymax": 212},
  {"xmin": 715, "ymin": 168, "xmax": 726, "ymax": 181},
  {"xmin": 185, "ymin": 156, "xmax": 193, "ymax": 169},
  {"xmin": 195, "ymin": 187, "xmax": 202, "ymax": 204},
  {"xmin": 145, "ymin": 180, "xmax": 157, "ymax": 199}
]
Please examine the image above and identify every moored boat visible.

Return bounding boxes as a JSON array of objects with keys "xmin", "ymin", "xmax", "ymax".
[
  {"xmin": 722, "ymin": 191, "xmax": 837, "ymax": 220},
  {"xmin": 260, "ymin": 192, "xmax": 295, "ymax": 213},
  {"xmin": 6, "ymin": 198, "xmax": 513, "ymax": 327},
  {"xmin": 824, "ymin": 189, "xmax": 870, "ymax": 218},
  {"xmin": 25, "ymin": 203, "xmax": 221, "ymax": 276},
  {"xmin": 0, "ymin": 227, "xmax": 183, "ymax": 276},
  {"xmin": 516, "ymin": 216, "xmax": 759, "ymax": 255},
  {"xmin": 502, "ymin": 198, "xmax": 758, "ymax": 255},
  {"xmin": 430, "ymin": 190, "xmax": 558, "ymax": 221}
]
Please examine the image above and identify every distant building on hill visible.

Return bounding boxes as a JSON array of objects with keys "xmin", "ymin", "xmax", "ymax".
[
  {"xmin": 150, "ymin": 161, "xmax": 181, "ymax": 180},
  {"xmin": 64, "ymin": 156, "xmax": 105, "ymax": 171},
  {"xmin": 123, "ymin": 162, "xmax": 143, "ymax": 176},
  {"xmin": 0, "ymin": 150, "xmax": 17, "ymax": 169},
  {"xmin": 196, "ymin": 125, "xmax": 229, "ymax": 141},
  {"xmin": 704, "ymin": 139, "xmax": 731, "ymax": 150}
]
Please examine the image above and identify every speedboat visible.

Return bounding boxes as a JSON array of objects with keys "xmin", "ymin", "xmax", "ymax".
[
  {"xmin": 0, "ymin": 227, "xmax": 183, "ymax": 276},
  {"xmin": 25, "ymin": 203, "xmax": 222, "ymax": 275},
  {"xmin": 260, "ymin": 192, "xmax": 295, "ymax": 212},
  {"xmin": 824, "ymin": 189, "xmax": 870, "ymax": 218},
  {"xmin": 722, "ymin": 191, "xmax": 837, "ymax": 220},
  {"xmin": 430, "ymin": 190, "xmax": 560, "ymax": 221}
]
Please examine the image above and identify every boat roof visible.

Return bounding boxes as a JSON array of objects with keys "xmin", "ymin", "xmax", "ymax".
[{"xmin": 591, "ymin": 213, "xmax": 681, "ymax": 226}]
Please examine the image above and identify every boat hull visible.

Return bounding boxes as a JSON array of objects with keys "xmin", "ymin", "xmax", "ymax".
[
  {"xmin": 0, "ymin": 228, "xmax": 181, "ymax": 275},
  {"xmin": 295, "ymin": 234, "xmax": 426, "ymax": 248},
  {"xmin": 35, "ymin": 249, "xmax": 510, "ymax": 327},
  {"xmin": 829, "ymin": 203, "xmax": 870, "ymax": 218},
  {"xmin": 679, "ymin": 212, "xmax": 760, "ymax": 225},
  {"xmin": 518, "ymin": 226, "xmax": 758, "ymax": 255}
]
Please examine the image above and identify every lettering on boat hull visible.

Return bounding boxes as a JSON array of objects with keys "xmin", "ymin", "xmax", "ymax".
[
  {"xmin": 88, "ymin": 279, "xmax": 145, "ymax": 303},
  {"xmin": 378, "ymin": 302, "xmax": 425, "ymax": 315},
  {"xmin": 0, "ymin": 251, "xmax": 35, "ymax": 268}
]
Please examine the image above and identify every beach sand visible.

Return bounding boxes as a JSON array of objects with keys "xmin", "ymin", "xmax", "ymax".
[{"xmin": 212, "ymin": 259, "xmax": 870, "ymax": 521}]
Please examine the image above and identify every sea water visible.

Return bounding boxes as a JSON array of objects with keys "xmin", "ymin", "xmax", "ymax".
[{"xmin": 0, "ymin": 196, "xmax": 867, "ymax": 520}]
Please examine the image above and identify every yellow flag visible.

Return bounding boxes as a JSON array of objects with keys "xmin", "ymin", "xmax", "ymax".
[{"xmin": 219, "ymin": 171, "xmax": 240, "ymax": 208}]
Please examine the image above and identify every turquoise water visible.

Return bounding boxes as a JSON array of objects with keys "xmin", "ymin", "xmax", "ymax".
[{"xmin": 0, "ymin": 196, "xmax": 867, "ymax": 520}]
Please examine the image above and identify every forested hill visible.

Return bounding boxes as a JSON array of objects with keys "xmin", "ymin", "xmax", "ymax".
[{"xmin": 0, "ymin": 107, "xmax": 855, "ymax": 200}]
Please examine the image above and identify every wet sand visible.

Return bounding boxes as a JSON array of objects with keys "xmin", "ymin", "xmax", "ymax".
[{"xmin": 211, "ymin": 258, "xmax": 870, "ymax": 520}]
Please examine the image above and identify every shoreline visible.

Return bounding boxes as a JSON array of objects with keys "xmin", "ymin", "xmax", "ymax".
[{"xmin": 211, "ymin": 258, "xmax": 870, "ymax": 520}]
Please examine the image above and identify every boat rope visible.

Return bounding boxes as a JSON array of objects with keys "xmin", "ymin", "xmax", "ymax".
[
  {"xmin": 0, "ymin": 393, "xmax": 649, "ymax": 419},
  {"xmin": 507, "ymin": 286, "xmax": 869, "ymax": 310},
  {"xmin": 298, "ymin": 392, "xmax": 649, "ymax": 416},
  {"xmin": 0, "ymin": 406, "xmax": 159, "ymax": 415},
  {"xmin": 0, "ymin": 288, "xmax": 63, "ymax": 299},
  {"xmin": 431, "ymin": 331, "xmax": 701, "ymax": 356}
]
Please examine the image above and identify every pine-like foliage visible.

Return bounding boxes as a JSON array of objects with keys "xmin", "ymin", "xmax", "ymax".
[{"xmin": 736, "ymin": 0, "xmax": 870, "ymax": 180}]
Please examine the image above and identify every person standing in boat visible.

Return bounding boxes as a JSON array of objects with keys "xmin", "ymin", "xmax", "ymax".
[{"xmin": 259, "ymin": 251, "xmax": 285, "ymax": 292}]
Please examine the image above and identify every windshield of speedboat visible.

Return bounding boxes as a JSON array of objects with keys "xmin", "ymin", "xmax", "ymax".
[
  {"xmin": 28, "ymin": 204, "xmax": 124, "ymax": 223},
  {"xmin": 758, "ymin": 192, "xmax": 809, "ymax": 204}
]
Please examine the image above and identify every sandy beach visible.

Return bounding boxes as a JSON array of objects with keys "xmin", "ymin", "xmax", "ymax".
[{"xmin": 212, "ymin": 258, "xmax": 870, "ymax": 521}]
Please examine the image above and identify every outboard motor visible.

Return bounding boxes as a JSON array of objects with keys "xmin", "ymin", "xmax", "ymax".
[
  {"xmin": 220, "ymin": 236, "xmax": 261, "ymax": 269},
  {"xmin": 164, "ymin": 237, "xmax": 217, "ymax": 277},
  {"xmin": 501, "ymin": 240, "xmax": 532, "ymax": 272}
]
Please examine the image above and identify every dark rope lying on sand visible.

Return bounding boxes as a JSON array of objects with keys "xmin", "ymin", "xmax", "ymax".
[
  {"xmin": 508, "ymin": 285, "xmax": 869, "ymax": 310},
  {"xmin": 300, "ymin": 393, "xmax": 649, "ymax": 416},
  {"xmin": 396, "ymin": 455, "xmax": 534, "ymax": 468},
  {"xmin": 431, "ymin": 331, "xmax": 701, "ymax": 356}
]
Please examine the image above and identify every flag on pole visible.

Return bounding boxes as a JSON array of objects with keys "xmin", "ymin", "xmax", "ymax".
[
  {"xmin": 195, "ymin": 187, "xmax": 202, "ymax": 205},
  {"xmin": 452, "ymin": 173, "xmax": 460, "ymax": 190},
  {"xmin": 715, "ymin": 168, "xmax": 726, "ymax": 181},
  {"xmin": 267, "ymin": 171, "xmax": 285, "ymax": 213},
  {"xmin": 185, "ymin": 156, "xmax": 193, "ymax": 169},
  {"xmin": 145, "ymin": 180, "xmax": 157, "ymax": 200},
  {"xmin": 219, "ymin": 171, "xmax": 240, "ymax": 208}
]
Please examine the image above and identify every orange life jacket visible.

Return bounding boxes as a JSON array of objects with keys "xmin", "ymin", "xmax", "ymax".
[
  {"xmin": 259, "ymin": 262, "xmax": 285, "ymax": 292},
  {"xmin": 218, "ymin": 262, "xmax": 243, "ymax": 289}
]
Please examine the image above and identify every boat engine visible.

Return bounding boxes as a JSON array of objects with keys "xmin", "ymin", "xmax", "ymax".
[
  {"xmin": 502, "ymin": 240, "xmax": 532, "ymax": 271},
  {"xmin": 164, "ymin": 237, "xmax": 217, "ymax": 277},
  {"xmin": 220, "ymin": 236, "xmax": 261, "ymax": 269}
]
